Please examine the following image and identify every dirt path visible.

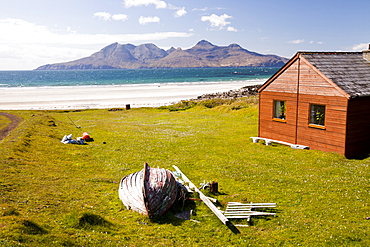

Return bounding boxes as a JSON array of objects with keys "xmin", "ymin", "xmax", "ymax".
[{"xmin": 0, "ymin": 112, "xmax": 22, "ymax": 141}]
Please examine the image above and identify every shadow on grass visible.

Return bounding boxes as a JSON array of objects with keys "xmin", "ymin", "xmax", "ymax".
[
  {"xmin": 20, "ymin": 219, "xmax": 48, "ymax": 235},
  {"xmin": 77, "ymin": 213, "xmax": 114, "ymax": 229},
  {"xmin": 150, "ymin": 198, "xmax": 242, "ymax": 234},
  {"xmin": 226, "ymin": 222, "xmax": 241, "ymax": 234},
  {"xmin": 248, "ymin": 208, "xmax": 282, "ymax": 227},
  {"xmin": 63, "ymin": 212, "xmax": 114, "ymax": 231},
  {"xmin": 150, "ymin": 199, "xmax": 197, "ymax": 226},
  {"xmin": 347, "ymin": 152, "xmax": 370, "ymax": 160},
  {"xmin": 2, "ymin": 207, "xmax": 20, "ymax": 216}
]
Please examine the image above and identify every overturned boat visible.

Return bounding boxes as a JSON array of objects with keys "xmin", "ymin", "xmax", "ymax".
[{"xmin": 118, "ymin": 163, "xmax": 178, "ymax": 217}]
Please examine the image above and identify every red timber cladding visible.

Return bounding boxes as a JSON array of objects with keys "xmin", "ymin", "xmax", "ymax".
[
  {"xmin": 259, "ymin": 58, "xmax": 300, "ymax": 143},
  {"xmin": 345, "ymin": 97, "xmax": 370, "ymax": 158},
  {"xmin": 259, "ymin": 91, "xmax": 297, "ymax": 144},
  {"xmin": 295, "ymin": 59, "xmax": 348, "ymax": 155},
  {"xmin": 263, "ymin": 59, "xmax": 299, "ymax": 93},
  {"xmin": 296, "ymin": 94, "xmax": 348, "ymax": 155},
  {"xmin": 259, "ymin": 56, "xmax": 349, "ymax": 155}
]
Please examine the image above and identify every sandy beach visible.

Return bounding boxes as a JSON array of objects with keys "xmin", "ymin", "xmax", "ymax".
[{"xmin": 0, "ymin": 80, "xmax": 265, "ymax": 110}]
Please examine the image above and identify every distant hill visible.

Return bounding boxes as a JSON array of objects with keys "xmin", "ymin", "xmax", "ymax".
[{"xmin": 35, "ymin": 40, "xmax": 288, "ymax": 70}]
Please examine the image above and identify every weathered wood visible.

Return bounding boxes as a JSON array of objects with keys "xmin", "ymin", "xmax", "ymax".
[
  {"xmin": 226, "ymin": 212, "xmax": 276, "ymax": 216},
  {"xmin": 118, "ymin": 163, "xmax": 178, "ymax": 217},
  {"xmin": 225, "ymin": 210, "xmax": 252, "ymax": 213},
  {"xmin": 225, "ymin": 212, "xmax": 276, "ymax": 218},
  {"xmin": 172, "ymin": 166, "xmax": 229, "ymax": 225},
  {"xmin": 259, "ymin": 51, "xmax": 370, "ymax": 157},
  {"xmin": 223, "ymin": 202, "xmax": 276, "ymax": 220},
  {"xmin": 251, "ymin": 137, "xmax": 309, "ymax": 149},
  {"xmin": 227, "ymin": 202, "xmax": 277, "ymax": 207}
]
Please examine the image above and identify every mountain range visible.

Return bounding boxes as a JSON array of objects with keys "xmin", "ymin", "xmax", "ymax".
[{"xmin": 35, "ymin": 40, "xmax": 288, "ymax": 70}]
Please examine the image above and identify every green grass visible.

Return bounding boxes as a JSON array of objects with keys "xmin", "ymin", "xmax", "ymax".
[
  {"xmin": 0, "ymin": 97, "xmax": 369, "ymax": 246},
  {"xmin": 0, "ymin": 115, "xmax": 11, "ymax": 130}
]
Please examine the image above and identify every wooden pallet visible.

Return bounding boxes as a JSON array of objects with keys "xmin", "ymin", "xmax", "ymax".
[{"xmin": 224, "ymin": 202, "xmax": 276, "ymax": 221}]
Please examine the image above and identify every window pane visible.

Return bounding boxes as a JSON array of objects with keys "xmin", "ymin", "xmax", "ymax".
[
  {"xmin": 273, "ymin": 100, "xmax": 286, "ymax": 119},
  {"xmin": 310, "ymin": 105, "xmax": 325, "ymax": 126}
]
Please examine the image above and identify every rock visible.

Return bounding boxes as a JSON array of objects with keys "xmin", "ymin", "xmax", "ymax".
[{"xmin": 194, "ymin": 85, "xmax": 262, "ymax": 101}]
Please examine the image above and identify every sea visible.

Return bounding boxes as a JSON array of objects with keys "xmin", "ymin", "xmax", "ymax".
[{"xmin": 0, "ymin": 67, "xmax": 279, "ymax": 88}]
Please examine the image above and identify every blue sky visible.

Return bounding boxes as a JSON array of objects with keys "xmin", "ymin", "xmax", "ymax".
[{"xmin": 1, "ymin": 0, "xmax": 369, "ymax": 70}]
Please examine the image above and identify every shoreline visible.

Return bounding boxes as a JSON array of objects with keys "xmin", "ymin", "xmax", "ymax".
[{"xmin": 0, "ymin": 79, "xmax": 265, "ymax": 110}]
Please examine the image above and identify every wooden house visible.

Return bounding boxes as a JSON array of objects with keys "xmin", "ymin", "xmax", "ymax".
[{"xmin": 257, "ymin": 46, "xmax": 370, "ymax": 158}]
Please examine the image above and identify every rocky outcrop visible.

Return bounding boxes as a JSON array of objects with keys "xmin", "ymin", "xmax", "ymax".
[
  {"xmin": 194, "ymin": 84, "xmax": 262, "ymax": 101},
  {"xmin": 35, "ymin": 40, "xmax": 288, "ymax": 70}
]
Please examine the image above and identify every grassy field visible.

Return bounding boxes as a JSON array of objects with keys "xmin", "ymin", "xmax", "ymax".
[{"xmin": 0, "ymin": 97, "xmax": 369, "ymax": 246}]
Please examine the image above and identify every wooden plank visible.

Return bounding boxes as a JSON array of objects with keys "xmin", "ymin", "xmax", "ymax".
[
  {"xmin": 226, "ymin": 216, "xmax": 252, "ymax": 219},
  {"xmin": 227, "ymin": 205, "xmax": 276, "ymax": 208},
  {"xmin": 226, "ymin": 203, "xmax": 276, "ymax": 209},
  {"xmin": 228, "ymin": 202, "xmax": 276, "ymax": 206},
  {"xmin": 226, "ymin": 208, "xmax": 253, "ymax": 211},
  {"xmin": 172, "ymin": 166, "xmax": 229, "ymax": 225},
  {"xmin": 225, "ymin": 212, "xmax": 253, "ymax": 215},
  {"xmin": 224, "ymin": 202, "xmax": 277, "ymax": 220},
  {"xmin": 250, "ymin": 137, "xmax": 308, "ymax": 149},
  {"xmin": 225, "ymin": 212, "xmax": 276, "ymax": 218},
  {"xmin": 226, "ymin": 212, "xmax": 276, "ymax": 216},
  {"xmin": 225, "ymin": 210, "xmax": 253, "ymax": 213}
]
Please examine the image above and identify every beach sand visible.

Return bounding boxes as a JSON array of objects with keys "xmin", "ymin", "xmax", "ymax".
[{"xmin": 0, "ymin": 80, "xmax": 265, "ymax": 110}]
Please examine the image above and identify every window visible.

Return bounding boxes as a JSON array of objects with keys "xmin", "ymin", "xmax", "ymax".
[
  {"xmin": 309, "ymin": 104, "xmax": 326, "ymax": 127},
  {"xmin": 273, "ymin": 100, "xmax": 286, "ymax": 120}
]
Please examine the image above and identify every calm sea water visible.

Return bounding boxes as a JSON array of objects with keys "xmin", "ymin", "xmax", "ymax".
[{"xmin": 0, "ymin": 67, "xmax": 279, "ymax": 88}]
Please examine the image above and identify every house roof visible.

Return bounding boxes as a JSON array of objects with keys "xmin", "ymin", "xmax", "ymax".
[
  {"xmin": 259, "ymin": 51, "xmax": 370, "ymax": 98},
  {"xmin": 300, "ymin": 52, "xmax": 370, "ymax": 98}
]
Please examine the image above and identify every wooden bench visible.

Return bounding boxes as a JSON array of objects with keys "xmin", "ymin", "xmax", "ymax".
[{"xmin": 251, "ymin": 137, "xmax": 309, "ymax": 150}]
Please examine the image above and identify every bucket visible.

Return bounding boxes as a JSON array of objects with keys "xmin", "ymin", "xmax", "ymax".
[
  {"xmin": 210, "ymin": 181, "xmax": 219, "ymax": 194},
  {"xmin": 82, "ymin": 132, "xmax": 90, "ymax": 140}
]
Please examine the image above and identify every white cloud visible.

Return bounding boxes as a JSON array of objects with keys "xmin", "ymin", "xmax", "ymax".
[
  {"xmin": 94, "ymin": 12, "xmax": 128, "ymax": 21},
  {"xmin": 309, "ymin": 40, "xmax": 323, "ymax": 45},
  {"xmin": 0, "ymin": 18, "xmax": 191, "ymax": 45},
  {"xmin": 201, "ymin": 14, "xmax": 232, "ymax": 30},
  {"xmin": 288, "ymin": 39, "xmax": 305, "ymax": 44},
  {"xmin": 193, "ymin": 7, "xmax": 208, "ymax": 11},
  {"xmin": 94, "ymin": 12, "xmax": 112, "ymax": 21},
  {"xmin": 138, "ymin": 16, "xmax": 160, "ymax": 25},
  {"xmin": 124, "ymin": 0, "xmax": 185, "ymax": 17},
  {"xmin": 227, "ymin": 26, "xmax": 238, "ymax": 32},
  {"xmin": 352, "ymin": 43, "xmax": 369, "ymax": 51},
  {"xmin": 174, "ymin": 7, "xmax": 187, "ymax": 17},
  {"xmin": 0, "ymin": 18, "xmax": 193, "ymax": 70},
  {"xmin": 123, "ymin": 0, "xmax": 167, "ymax": 9},
  {"xmin": 66, "ymin": 26, "xmax": 74, "ymax": 33},
  {"xmin": 193, "ymin": 7, "xmax": 225, "ymax": 11},
  {"xmin": 112, "ymin": 14, "xmax": 129, "ymax": 21}
]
